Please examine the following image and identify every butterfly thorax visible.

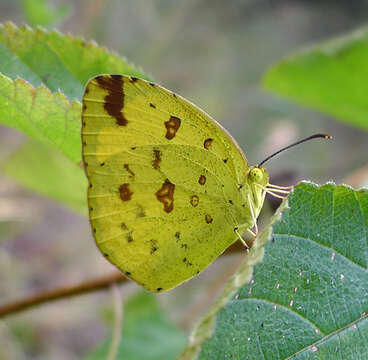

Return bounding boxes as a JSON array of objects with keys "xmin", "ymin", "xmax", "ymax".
[{"xmin": 245, "ymin": 166, "xmax": 269, "ymax": 219}]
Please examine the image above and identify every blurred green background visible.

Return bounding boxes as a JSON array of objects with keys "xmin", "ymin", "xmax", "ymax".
[{"xmin": 0, "ymin": 1, "xmax": 368, "ymax": 359}]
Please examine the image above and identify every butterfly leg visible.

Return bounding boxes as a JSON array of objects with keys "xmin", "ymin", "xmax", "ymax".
[
  {"xmin": 234, "ymin": 227, "xmax": 249, "ymax": 249},
  {"xmin": 255, "ymin": 183, "xmax": 291, "ymax": 200},
  {"xmin": 264, "ymin": 183, "xmax": 291, "ymax": 200},
  {"xmin": 267, "ymin": 184, "xmax": 293, "ymax": 190},
  {"xmin": 233, "ymin": 193, "xmax": 259, "ymax": 249},
  {"xmin": 248, "ymin": 193, "xmax": 258, "ymax": 236},
  {"xmin": 246, "ymin": 227, "xmax": 257, "ymax": 237}
]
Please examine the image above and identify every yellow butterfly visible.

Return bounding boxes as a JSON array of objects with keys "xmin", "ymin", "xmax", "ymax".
[{"xmin": 81, "ymin": 74, "xmax": 328, "ymax": 292}]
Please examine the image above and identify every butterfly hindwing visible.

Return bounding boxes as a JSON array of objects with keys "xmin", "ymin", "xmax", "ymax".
[{"xmin": 82, "ymin": 75, "xmax": 253, "ymax": 291}]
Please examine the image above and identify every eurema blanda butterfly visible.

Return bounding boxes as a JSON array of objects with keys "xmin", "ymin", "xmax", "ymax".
[{"xmin": 81, "ymin": 74, "xmax": 329, "ymax": 292}]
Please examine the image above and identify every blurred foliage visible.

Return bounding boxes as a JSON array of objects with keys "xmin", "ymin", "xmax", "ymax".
[
  {"xmin": 0, "ymin": 22, "xmax": 147, "ymax": 102},
  {"xmin": 2, "ymin": 140, "xmax": 87, "ymax": 213},
  {"xmin": 0, "ymin": 22, "xmax": 147, "ymax": 212},
  {"xmin": 21, "ymin": 0, "xmax": 70, "ymax": 27},
  {"xmin": 86, "ymin": 292, "xmax": 186, "ymax": 360},
  {"xmin": 264, "ymin": 26, "xmax": 368, "ymax": 131}
]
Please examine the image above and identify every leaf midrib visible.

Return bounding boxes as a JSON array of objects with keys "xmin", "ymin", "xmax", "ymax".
[{"xmin": 284, "ymin": 313, "xmax": 368, "ymax": 360}]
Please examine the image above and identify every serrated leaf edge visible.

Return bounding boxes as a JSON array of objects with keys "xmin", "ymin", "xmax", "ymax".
[
  {"xmin": 1, "ymin": 21, "xmax": 146, "ymax": 80},
  {"xmin": 177, "ymin": 195, "xmax": 289, "ymax": 360}
]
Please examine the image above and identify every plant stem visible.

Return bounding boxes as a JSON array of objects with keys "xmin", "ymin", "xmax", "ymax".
[
  {"xmin": 106, "ymin": 284, "xmax": 123, "ymax": 360},
  {"xmin": 0, "ymin": 243, "xmax": 248, "ymax": 318},
  {"xmin": 0, "ymin": 272, "xmax": 127, "ymax": 318}
]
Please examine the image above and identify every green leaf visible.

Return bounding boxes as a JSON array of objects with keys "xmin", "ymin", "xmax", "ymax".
[
  {"xmin": 0, "ymin": 74, "xmax": 82, "ymax": 163},
  {"xmin": 21, "ymin": 0, "xmax": 70, "ymax": 27},
  {"xmin": 0, "ymin": 22, "xmax": 148, "ymax": 163},
  {"xmin": 1, "ymin": 140, "xmax": 87, "ymax": 213},
  {"xmin": 263, "ymin": 27, "xmax": 368, "ymax": 131},
  {"xmin": 0, "ymin": 22, "xmax": 148, "ymax": 209},
  {"xmin": 181, "ymin": 183, "xmax": 368, "ymax": 360},
  {"xmin": 0, "ymin": 22, "xmax": 147, "ymax": 101},
  {"xmin": 179, "ymin": 197, "xmax": 285, "ymax": 360},
  {"xmin": 86, "ymin": 292, "xmax": 186, "ymax": 360}
]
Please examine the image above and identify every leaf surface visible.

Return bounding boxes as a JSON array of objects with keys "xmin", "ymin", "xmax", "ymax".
[
  {"xmin": 264, "ymin": 27, "xmax": 368, "ymax": 131},
  {"xmin": 86, "ymin": 292, "xmax": 186, "ymax": 360},
  {"xmin": 1, "ymin": 140, "xmax": 87, "ymax": 213},
  {"xmin": 181, "ymin": 183, "xmax": 368, "ymax": 360},
  {"xmin": 0, "ymin": 22, "xmax": 147, "ymax": 209}
]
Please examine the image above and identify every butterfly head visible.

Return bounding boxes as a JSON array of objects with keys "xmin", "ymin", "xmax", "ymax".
[
  {"xmin": 246, "ymin": 134, "xmax": 331, "ymax": 210},
  {"xmin": 248, "ymin": 166, "xmax": 269, "ymax": 188}
]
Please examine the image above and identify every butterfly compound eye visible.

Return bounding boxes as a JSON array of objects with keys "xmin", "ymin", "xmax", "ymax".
[{"xmin": 249, "ymin": 168, "xmax": 263, "ymax": 183}]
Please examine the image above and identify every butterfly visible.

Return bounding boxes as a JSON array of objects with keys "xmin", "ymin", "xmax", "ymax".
[{"xmin": 81, "ymin": 74, "xmax": 326, "ymax": 292}]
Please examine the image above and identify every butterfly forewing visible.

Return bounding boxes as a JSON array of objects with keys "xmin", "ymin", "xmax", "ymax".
[{"xmin": 82, "ymin": 75, "xmax": 253, "ymax": 291}]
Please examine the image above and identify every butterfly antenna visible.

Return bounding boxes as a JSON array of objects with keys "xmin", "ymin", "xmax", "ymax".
[{"xmin": 258, "ymin": 134, "xmax": 332, "ymax": 167}]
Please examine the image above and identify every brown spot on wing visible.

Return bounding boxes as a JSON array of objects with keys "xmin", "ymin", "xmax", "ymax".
[
  {"xmin": 150, "ymin": 239, "xmax": 158, "ymax": 254},
  {"xmin": 95, "ymin": 75, "xmax": 128, "ymax": 126},
  {"xmin": 165, "ymin": 116, "xmax": 181, "ymax": 140},
  {"xmin": 205, "ymin": 214, "xmax": 213, "ymax": 224},
  {"xmin": 119, "ymin": 183, "xmax": 132, "ymax": 201},
  {"xmin": 124, "ymin": 164, "xmax": 135, "ymax": 178},
  {"xmin": 183, "ymin": 257, "xmax": 193, "ymax": 267},
  {"xmin": 120, "ymin": 222, "xmax": 134, "ymax": 242},
  {"xmin": 150, "ymin": 103, "xmax": 156, "ymax": 108},
  {"xmin": 190, "ymin": 195, "xmax": 199, "ymax": 207},
  {"xmin": 136, "ymin": 205, "xmax": 146, "ymax": 218},
  {"xmin": 152, "ymin": 149, "xmax": 162, "ymax": 169},
  {"xmin": 204, "ymin": 138, "xmax": 213, "ymax": 149},
  {"xmin": 199, "ymin": 175, "xmax": 206, "ymax": 185},
  {"xmin": 156, "ymin": 179, "xmax": 175, "ymax": 213},
  {"xmin": 130, "ymin": 77, "xmax": 138, "ymax": 82}
]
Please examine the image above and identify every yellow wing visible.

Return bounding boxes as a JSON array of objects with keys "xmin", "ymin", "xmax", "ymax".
[{"xmin": 82, "ymin": 75, "xmax": 253, "ymax": 292}]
